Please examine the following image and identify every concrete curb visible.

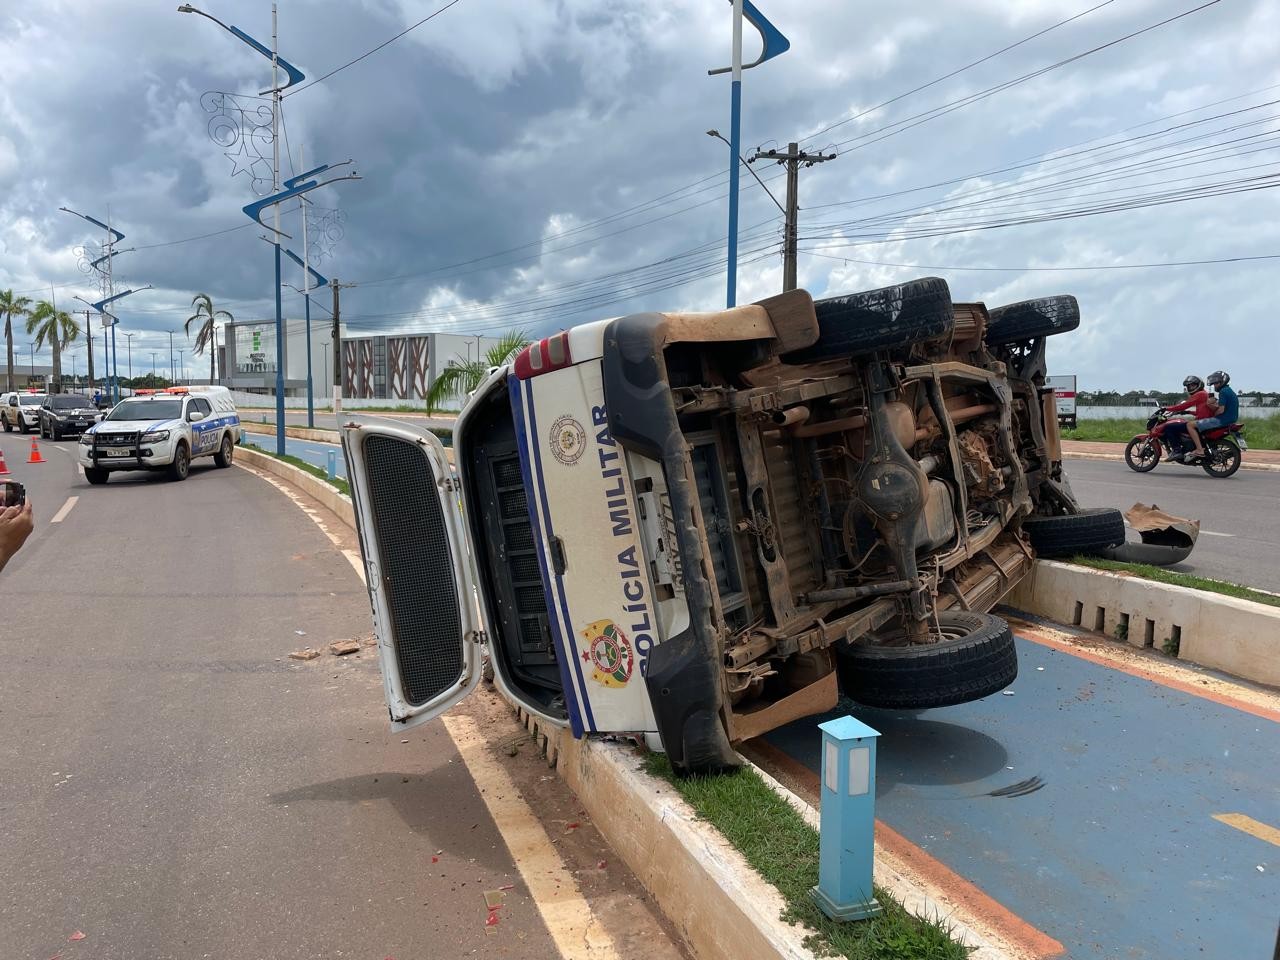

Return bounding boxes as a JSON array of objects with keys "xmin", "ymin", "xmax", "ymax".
[
  {"xmin": 1005, "ymin": 559, "xmax": 1280, "ymax": 688},
  {"xmin": 236, "ymin": 445, "xmax": 354, "ymax": 530},
  {"xmin": 1063, "ymin": 451, "xmax": 1280, "ymax": 473}
]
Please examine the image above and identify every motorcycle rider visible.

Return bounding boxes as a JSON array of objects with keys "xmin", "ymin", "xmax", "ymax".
[
  {"xmin": 1186, "ymin": 370, "xmax": 1238, "ymax": 461},
  {"xmin": 1162, "ymin": 375, "xmax": 1214, "ymax": 461}
]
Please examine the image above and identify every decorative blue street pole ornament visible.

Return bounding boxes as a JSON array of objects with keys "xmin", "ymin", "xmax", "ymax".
[
  {"xmin": 811, "ymin": 714, "xmax": 883, "ymax": 922},
  {"xmin": 708, "ymin": 0, "xmax": 789, "ymax": 309}
]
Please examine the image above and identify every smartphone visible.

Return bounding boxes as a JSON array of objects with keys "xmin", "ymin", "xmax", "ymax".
[{"xmin": 1, "ymin": 480, "xmax": 26, "ymax": 508}]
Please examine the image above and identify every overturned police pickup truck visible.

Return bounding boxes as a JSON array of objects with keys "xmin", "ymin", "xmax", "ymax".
[{"xmin": 341, "ymin": 277, "xmax": 1122, "ymax": 774}]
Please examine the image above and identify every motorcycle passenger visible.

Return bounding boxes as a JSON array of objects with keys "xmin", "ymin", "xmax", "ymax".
[
  {"xmin": 1186, "ymin": 370, "xmax": 1238, "ymax": 461},
  {"xmin": 1162, "ymin": 375, "xmax": 1214, "ymax": 460}
]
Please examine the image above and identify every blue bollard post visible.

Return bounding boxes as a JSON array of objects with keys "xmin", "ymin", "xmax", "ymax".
[
  {"xmin": 811, "ymin": 715, "xmax": 882, "ymax": 922},
  {"xmin": 326, "ymin": 449, "xmax": 336, "ymax": 481}
]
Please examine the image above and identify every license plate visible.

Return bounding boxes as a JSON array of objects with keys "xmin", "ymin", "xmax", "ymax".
[
  {"xmin": 1238, "ymin": 438, "xmax": 1249, "ymax": 451},
  {"xmin": 105, "ymin": 448, "xmax": 132, "ymax": 457}
]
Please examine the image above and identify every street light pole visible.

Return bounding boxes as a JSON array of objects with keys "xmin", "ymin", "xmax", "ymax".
[
  {"xmin": 178, "ymin": 349, "xmax": 185, "ymax": 385},
  {"xmin": 151, "ymin": 351, "xmax": 158, "ymax": 380},
  {"xmin": 321, "ymin": 340, "xmax": 329, "ymax": 395}
]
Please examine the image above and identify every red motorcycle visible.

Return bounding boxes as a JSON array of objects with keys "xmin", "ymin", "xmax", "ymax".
[{"xmin": 1124, "ymin": 409, "xmax": 1246, "ymax": 478}]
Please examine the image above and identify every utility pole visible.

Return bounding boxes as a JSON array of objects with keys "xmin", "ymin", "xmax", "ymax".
[
  {"xmin": 123, "ymin": 331, "xmax": 135, "ymax": 383},
  {"xmin": 169, "ymin": 330, "xmax": 175, "ymax": 383},
  {"xmin": 330, "ymin": 278, "xmax": 355, "ymax": 413},
  {"xmin": 749, "ymin": 142, "xmax": 836, "ymax": 292},
  {"xmin": 150, "ymin": 352, "xmax": 158, "ymax": 381}
]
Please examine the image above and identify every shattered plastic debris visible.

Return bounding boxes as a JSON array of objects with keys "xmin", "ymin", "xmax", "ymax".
[
  {"xmin": 67, "ymin": 931, "xmax": 86, "ymax": 942},
  {"xmin": 597, "ymin": 860, "xmax": 607, "ymax": 870},
  {"xmin": 485, "ymin": 912, "xmax": 500, "ymax": 927},
  {"xmin": 564, "ymin": 821, "xmax": 580, "ymax": 832},
  {"xmin": 1001, "ymin": 690, "xmax": 1016, "ymax": 696},
  {"xmin": 294, "ymin": 630, "xmax": 307, "ymax": 636},
  {"xmin": 483, "ymin": 889, "xmax": 506, "ymax": 909},
  {"xmin": 1036, "ymin": 666, "xmax": 1045, "ymax": 671}
]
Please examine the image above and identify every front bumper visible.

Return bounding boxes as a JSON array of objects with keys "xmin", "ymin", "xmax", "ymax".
[{"xmin": 79, "ymin": 433, "xmax": 175, "ymax": 470}]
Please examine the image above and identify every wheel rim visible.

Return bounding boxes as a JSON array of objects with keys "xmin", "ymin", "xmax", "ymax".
[
  {"xmin": 1204, "ymin": 442, "xmax": 1239, "ymax": 476},
  {"xmin": 1128, "ymin": 439, "xmax": 1158, "ymax": 469},
  {"xmin": 222, "ymin": 437, "xmax": 232, "ymax": 460},
  {"xmin": 177, "ymin": 449, "xmax": 188, "ymax": 474}
]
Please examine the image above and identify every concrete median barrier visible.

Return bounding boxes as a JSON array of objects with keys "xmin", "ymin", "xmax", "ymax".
[
  {"xmin": 1004, "ymin": 560, "xmax": 1280, "ymax": 688},
  {"xmin": 236, "ymin": 445, "xmax": 355, "ymax": 530}
]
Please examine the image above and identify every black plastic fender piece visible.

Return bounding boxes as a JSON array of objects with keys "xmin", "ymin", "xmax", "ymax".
[{"xmin": 602, "ymin": 313, "xmax": 740, "ymax": 775}]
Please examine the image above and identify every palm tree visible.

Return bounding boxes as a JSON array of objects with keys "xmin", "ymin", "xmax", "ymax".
[
  {"xmin": 185, "ymin": 293, "xmax": 233, "ymax": 384},
  {"xmin": 1, "ymin": 289, "xmax": 33, "ymax": 392},
  {"xmin": 26, "ymin": 301, "xmax": 80, "ymax": 393},
  {"xmin": 424, "ymin": 331, "xmax": 530, "ymax": 414}
]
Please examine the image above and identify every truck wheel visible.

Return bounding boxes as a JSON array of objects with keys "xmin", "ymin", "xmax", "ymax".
[
  {"xmin": 19, "ymin": 418, "xmax": 30, "ymax": 434},
  {"xmin": 837, "ymin": 612, "xmax": 1017, "ymax": 709},
  {"xmin": 785, "ymin": 277, "xmax": 954, "ymax": 361},
  {"xmin": 169, "ymin": 443, "xmax": 190, "ymax": 481},
  {"xmin": 2, "ymin": 416, "xmax": 11, "ymax": 432},
  {"xmin": 214, "ymin": 433, "xmax": 234, "ymax": 468},
  {"xmin": 985, "ymin": 295, "xmax": 1080, "ymax": 345},
  {"xmin": 1022, "ymin": 507, "xmax": 1125, "ymax": 558},
  {"xmin": 85, "ymin": 467, "xmax": 109, "ymax": 485}
]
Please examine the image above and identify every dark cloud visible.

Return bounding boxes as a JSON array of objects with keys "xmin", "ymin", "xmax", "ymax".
[{"xmin": 1, "ymin": 0, "xmax": 1278, "ymax": 388}]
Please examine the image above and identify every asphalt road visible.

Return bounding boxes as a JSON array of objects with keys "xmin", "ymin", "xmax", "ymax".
[
  {"xmin": 760, "ymin": 628, "xmax": 1280, "ymax": 960},
  {"xmin": 0, "ymin": 431, "xmax": 683, "ymax": 960},
  {"xmin": 1063, "ymin": 457, "xmax": 1280, "ymax": 592}
]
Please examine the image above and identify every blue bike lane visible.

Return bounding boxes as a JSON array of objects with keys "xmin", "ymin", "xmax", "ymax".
[{"xmin": 758, "ymin": 626, "xmax": 1280, "ymax": 959}]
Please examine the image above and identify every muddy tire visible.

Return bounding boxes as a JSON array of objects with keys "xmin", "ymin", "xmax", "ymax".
[
  {"xmin": 1124, "ymin": 436, "xmax": 1160, "ymax": 473},
  {"xmin": 1022, "ymin": 506, "xmax": 1125, "ymax": 558},
  {"xmin": 837, "ymin": 612, "xmax": 1017, "ymax": 709},
  {"xmin": 986, "ymin": 295, "xmax": 1080, "ymax": 345},
  {"xmin": 786, "ymin": 277, "xmax": 953, "ymax": 361}
]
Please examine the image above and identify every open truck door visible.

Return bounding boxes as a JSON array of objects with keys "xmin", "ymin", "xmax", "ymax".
[{"xmin": 341, "ymin": 417, "xmax": 483, "ymax": 730}]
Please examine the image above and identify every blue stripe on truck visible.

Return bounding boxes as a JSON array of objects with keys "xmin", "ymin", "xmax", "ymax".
[{"xmin": 507, "ymin": 375, "xmax": 591, "ymax": 736}]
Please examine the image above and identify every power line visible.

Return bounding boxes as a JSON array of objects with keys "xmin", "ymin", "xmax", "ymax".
[
  {"xmin": 826, "ymin": 0, "xmax": 1224, "ymax": 157},
  {"xmin": 286, "ymin": 0, "xmax": 467, "ymax": 98},
  {"xmin": 800, "ymin": 251, "xmax": 1280, "ymax": 271},
  {"xmin": 801, "ymin": 0, "xmax": 1117, "ymax": 146}
]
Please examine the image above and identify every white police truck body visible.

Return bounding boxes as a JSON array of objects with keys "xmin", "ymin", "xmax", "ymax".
[{"xmin": 79, "ymin": 386, "xmax": 240, "ymax": 484}]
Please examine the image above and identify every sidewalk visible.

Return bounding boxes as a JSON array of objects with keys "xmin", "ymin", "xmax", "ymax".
[{"xmin": 1063, "ymin": 439, "xmax": 1280, "ymax": 465}]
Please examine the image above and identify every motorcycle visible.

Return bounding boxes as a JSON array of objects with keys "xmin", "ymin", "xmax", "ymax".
[{"xmin": 1124, "ymin": 409, "xmax": 1246, "ymax": 478}]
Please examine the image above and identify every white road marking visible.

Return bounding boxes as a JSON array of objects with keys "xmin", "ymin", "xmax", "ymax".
[
  {"xmin": 50, "ymin": 496, "xmax": 79, "ymax": 524},
  {"xmin": 1199, "ymin": 530, "xmax": 1235, "ymax": 538},
  {"xmin": 236, "ymin": 460, "xmax": 618, "ymax": 959}
]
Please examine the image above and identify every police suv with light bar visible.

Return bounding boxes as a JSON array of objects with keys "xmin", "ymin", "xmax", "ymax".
[{"xmin": 79, "ymin": 386, "xmax": 240, "ymax": 484}]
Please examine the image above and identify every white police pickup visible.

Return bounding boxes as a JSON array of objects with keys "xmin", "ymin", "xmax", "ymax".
[{"xmin": 79, "ymin": 386, "xmax": 240, "ymax": 484}]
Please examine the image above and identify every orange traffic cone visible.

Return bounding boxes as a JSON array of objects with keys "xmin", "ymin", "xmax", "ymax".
[
  {"xmin": 0, "ymin": 447, "xmax": 9, "ymax": 475},
  {"xmin": 27, "ymin": 437, "xmax": 45, "ymax": 464}
]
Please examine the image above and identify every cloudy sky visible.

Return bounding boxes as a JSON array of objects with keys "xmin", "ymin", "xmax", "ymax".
[{"xmin": 1, "ymin": 0, "xmax": 1277, "ymax": 389}]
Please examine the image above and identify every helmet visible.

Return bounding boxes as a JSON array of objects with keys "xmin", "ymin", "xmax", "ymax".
[
  {"xmin": 1207, "ymin": 370, "xmax": 1230, "ymax": 388},
  {"xmin": 1183, "ymin": 375, "xmax": 1203, "ymax": 392}
]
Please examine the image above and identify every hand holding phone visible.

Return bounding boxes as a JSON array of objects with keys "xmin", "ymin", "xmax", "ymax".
[{"xmin": 1, "ymin": 479, "xmax": 26, "ymax": 508}]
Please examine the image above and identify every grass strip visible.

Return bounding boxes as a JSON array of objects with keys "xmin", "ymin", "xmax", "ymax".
[
  {"xmin": 244, "ymin": 442, "xmax": 351, "ymax": 498},
  {"xmin": 644, "ymin": 755, "xmax": 965, "ymax": 960},
  {"xmin": 1064, "ymin": 414, "xmax": 1279, "ymax": 449},
  {"xmin": 1068, "ymin": 555, "xmax": 1280, "ymax": 608}
]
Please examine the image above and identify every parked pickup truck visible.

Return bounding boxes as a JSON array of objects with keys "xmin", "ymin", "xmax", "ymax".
[{"xmin": 341, "ymin": 278, "xmax": 1122, "ymax": 774}]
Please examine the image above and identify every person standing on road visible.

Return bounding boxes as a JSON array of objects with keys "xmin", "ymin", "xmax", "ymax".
[
  {"xmin": 1186, "ymin": 370, "xmax": 1238, "ymax": 461},
  {"xmin": 0, "ymin": 500, "xmax": 34, "ymax": 573}
]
